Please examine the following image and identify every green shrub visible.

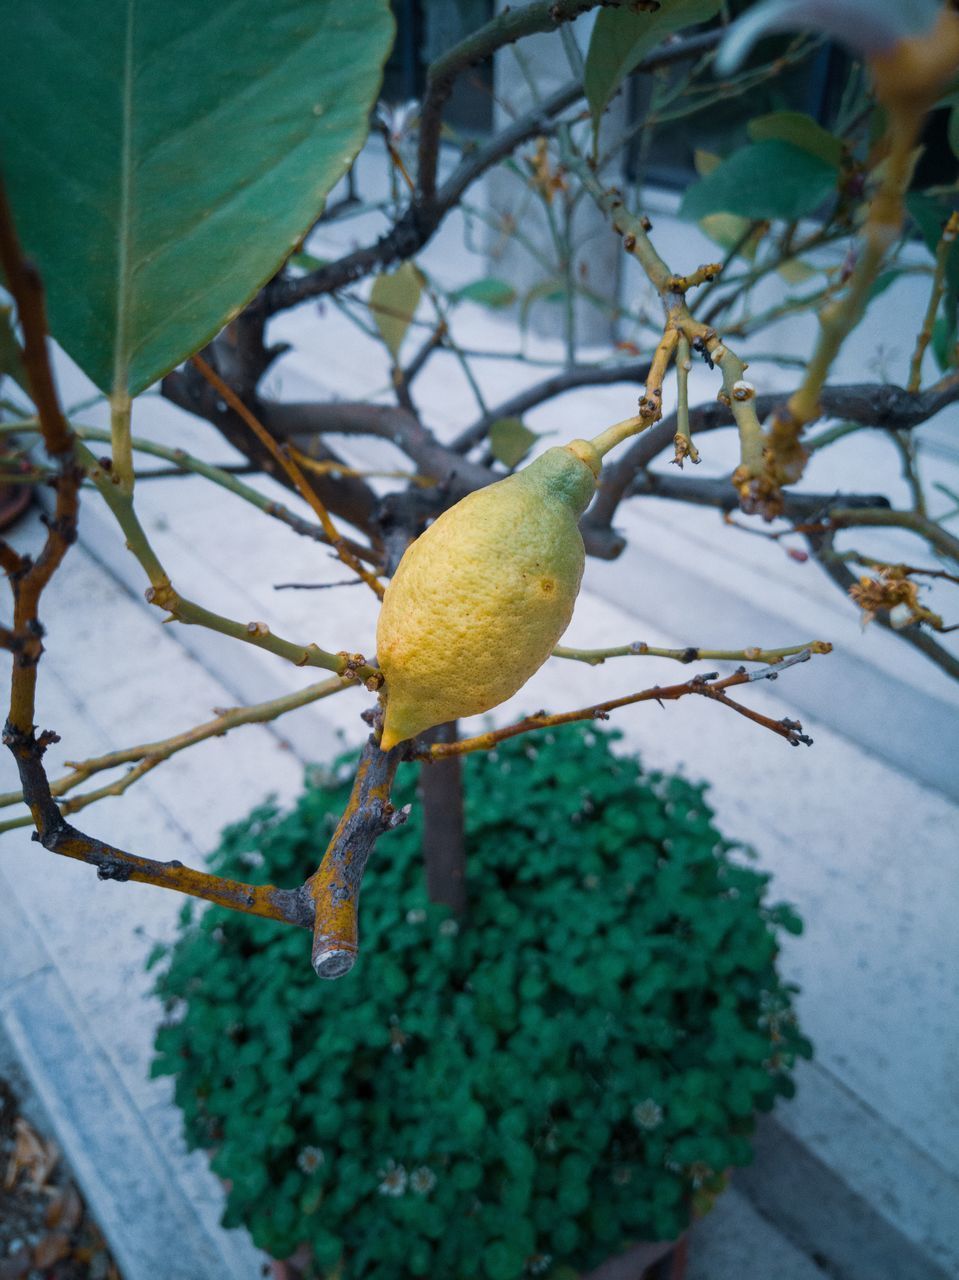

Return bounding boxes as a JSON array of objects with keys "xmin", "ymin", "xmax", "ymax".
[{"xmin": 151, "ymin": 723, "xmax": 810, "ymax": 1280}]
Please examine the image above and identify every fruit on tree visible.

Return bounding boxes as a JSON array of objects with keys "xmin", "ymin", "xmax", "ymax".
[{"xmin": 376, "ymin": 439, "xmax": 601, "ymax": 749}]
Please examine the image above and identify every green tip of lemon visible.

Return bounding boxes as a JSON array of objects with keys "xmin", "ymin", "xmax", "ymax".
[
  {"xmin": 375, "ymin": 438, "xmax": 602, "ymax": 747},
  {"xmin": 565, "ymin": 438, "xmax": 602, "ymax": 478}
]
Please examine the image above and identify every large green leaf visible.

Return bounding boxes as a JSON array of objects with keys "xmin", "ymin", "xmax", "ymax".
[
  {"xmin": 584, "ymin": 0, "xmax": 721, "ymax": 133},
  {"xmin": 680, "ymin": 141, "xmax": 838, "ymax": 224},
  {"xmin": 0, "ymin": 1, "xmax": 395, "ymax": 398}
]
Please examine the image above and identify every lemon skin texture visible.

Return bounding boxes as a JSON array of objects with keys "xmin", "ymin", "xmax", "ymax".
[{"xmin": 377, "ymin": 440, "xmax": 601, "ymax": 750}]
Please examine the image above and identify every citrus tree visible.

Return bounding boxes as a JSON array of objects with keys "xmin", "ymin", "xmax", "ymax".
[{"xmin": 1, "ymin": 0, "xmax": 958, "ymax": 975}]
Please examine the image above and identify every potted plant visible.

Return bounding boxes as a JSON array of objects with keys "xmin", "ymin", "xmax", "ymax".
[{"xmin": 152, "ymin": 723, "xmax": 810, "ymax": 1280}]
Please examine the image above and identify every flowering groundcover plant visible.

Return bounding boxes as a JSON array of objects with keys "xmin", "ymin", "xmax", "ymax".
[{"xmin": 151, "ymin": 725, "xmax": 810, "ymax": 1280}]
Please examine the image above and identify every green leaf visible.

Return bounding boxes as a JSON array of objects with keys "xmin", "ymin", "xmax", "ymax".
[
  {"xmin": 519, "ymin": 278, "xmax": 566, "ymax": 331},
  {"xmin": 584, "ymin": 0, "xmax": 721, "ymax": 133},
  {"xmin": 289, "ymin": 251, "xmax": 330, "ymax": 274},
  {"xmin": 0, "ymin": 1, "xmax": 395, "ymax": 397},
  {"xmin": 483, "ymin": 1240, "xmax": 525, "ymax": 1280},
  {"xmin": 698, "ymin": 213, "xmax": 762, "ymax": 261},
  {"xmin": 747, "ymin": 111, "xmax": 843, "ymax": 168},
  {"xmin": 451, "ymin": 277, "xmax": 517, "ymax": 309},
  {"xmin": 693, "ymin": 149, "xmax": 723, "ymax": 177},
  {"xmin": 868, "ymin": 268, "xmax": 905, "ymax": 303},
  {"xmin": 776, "ymin": 258, "xmax": 817, "ymax": 284},
  {"xmin": 0, "ymin": 306, "xmax": 28, "ymax": 395},
  {"xmin": 489, "ymin": 418, "xmax": 538, "ymax": 469},
  {"xmin": 680, "ymin": 141, "xmax": 838, "ymax": 224},
  {"xmin": 370, "ymin": 262, "xmax": 424, "ymax": 361},
  {"xmin": 907, "ymin": 192, "xmax": 959, "ymax": 301},
  {"xmin": 906, "ymin": 192, "xmax": 951, "ymax": 255}
]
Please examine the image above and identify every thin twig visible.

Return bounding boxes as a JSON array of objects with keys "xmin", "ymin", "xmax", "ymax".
[
  {"xmin": 191, "ymin": 354, "xmax": 385, "ymax": 598},
  {"xmin": 5, "ymin": 417, "xmax": 383, "ymax": 566},
  {"xmin": 552, "ymin": 639, "xmax": 831, "ymax": 666},
  {"xmin": 908, "ymin": 211, "xmax": 959, "ymax": 392},
  {"xmin": 0, "ymin": 675, "xmax": 351, "ymax": 824},
  {"xmin": 424, "ymin": 656, "xmax": 820, "ymax": 759}
]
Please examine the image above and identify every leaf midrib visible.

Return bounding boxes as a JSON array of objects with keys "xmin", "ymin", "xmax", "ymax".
[{"xmin": 112, "ymin": 0, "xmax": 136, "ymax": 402}]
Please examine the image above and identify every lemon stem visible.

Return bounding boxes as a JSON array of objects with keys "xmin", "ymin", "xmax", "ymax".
[{"xmin": 590, "ymin": 415, "xmax": 646, "ymax": 458}]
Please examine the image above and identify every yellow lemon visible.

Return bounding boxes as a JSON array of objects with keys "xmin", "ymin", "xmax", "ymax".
[{"xmin": 376, "ymin": 439, "xmax": 601, "ymax": 750}]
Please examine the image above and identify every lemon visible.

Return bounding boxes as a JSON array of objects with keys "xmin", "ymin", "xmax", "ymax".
[{"xmin": 376, "ymin": 439, "xmax": 601, "ymax": 750}]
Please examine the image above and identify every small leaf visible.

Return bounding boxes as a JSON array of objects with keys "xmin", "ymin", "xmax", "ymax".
[
  {"xmin": 584, "ymin": 0, "xmax": 721, "ymax": 133},
  {"xmin": 867, "ymin": 268, "xmax": 904, "ymax": 302},
  {"xmin": 289, "ymin": 251, "xmax": 330, "ymax": 274},
  {"xmin": 747, "ymin": 111, "xmax": 843, "ymax": 168},
  {"xmin": 489, "ymin": 418, "xmax": 538, "ymax": 468},
  {"xmin": 776, "ymin": 258, "xmax": 817, "ymax": 284},
  {"xmin": 693, "ymin": 149, "xmax": 722, "ymax": 177},
  {"xmin": 370, "ymin": 262, "xmax": 424, "ymax": 361},
  {"xmin": 519, "ymin": 278, "xmax": 566, "ymax": 331},
  {"xmin": 698, "ymin": 214, "xmax": 762, "ymax": 261},
  {"xmin": 680, "ymin": 141, "xmax": 838, "ymax": 223},
  {"xmin": 451, "ymin": 277, "xmax": 517, "ymax": 309},
  {"xmin": 32, "ymin": 1233, "xmax": 71, "ymax": 1269}
]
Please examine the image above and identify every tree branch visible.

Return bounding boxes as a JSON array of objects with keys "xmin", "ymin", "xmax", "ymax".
[
  {"xmin": 587, "ymin": 377, "xmax": 959, "ymax": 534},
  {"xmin": 264, "ymin": 30, "xmax": 721, "ymax": 315},
  {"xmin": 191, "ymin": 354, "xmax": 385, "ymax": 597},
  {"xmin": 162, "ymin": 358, "xmax": 382, "ymax": 540},
  {"xmin": 306, "ymin": 733, "xmax": 408, "ymax": 978},
  {"xmin": 0, "ymin": 185, "xmax": 317, "ymax": 929},
  {"xmin": 808, "ymin": 530, "xmax": 959, "ymax": 682},
  {"xmin": 451, "ymin": 359, "xmax": 653, "ymax": 454},
  {"xmin": 0, "ymin": 674, "xmax": 351, "ymax": 830},
  {"xmin": 2, "ymin": 719, "xmax": 314, "ymax": 927},
  {"xmin": 423, "ymin": 652, "xmax": 820, "ymax": 759},
  {"xmin": 553, "ymin": 639, "xmax": 832, "ymax": 666},
  {"xmin": 0, "ymin": 179, "xmax": 80, "ymax": 734}
]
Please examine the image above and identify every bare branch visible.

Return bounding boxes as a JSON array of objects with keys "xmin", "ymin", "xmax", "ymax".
[
  {"xmin": 0, "ymin": 675, "xmax": 350, "ymax": 826},
  {"xmin": 452, "ymin": 359, "xmax": 653, "ymax": 454},
  {"xmin": 306, "ymin": 733, "xmax": 408, "ymax": 978},
  {"xmin": 588, "ymin": 377, "xmax": 959, "ymax": 533},
  {"xmin": 2, "ymin": 719, "xmax": 313, "ymax": 928},
  {"xmin": 265, "ymin": 31, "xmax": 721, "ymax": 315},
  {"xmin": 553, "ymin": 639, "xmax": 832, "ymax": 666},
  {"xmin": 0, "ymin": 178, "xmax": 80, "ymax": 734},
  {"xmin": 809, "ymin": 531, "xmax": 959, "ymax": 683},
  {"xmin": 192, "ymin": 355, "xmax": 385, "ymax": 597},
  {"xmin": 162, "ymin": 360, "xmax": 383, "ymax": 539},
  {"xmin": 423, "ymin": 655, "xmax": 821, "ymax": 760}
]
